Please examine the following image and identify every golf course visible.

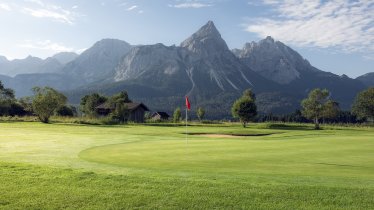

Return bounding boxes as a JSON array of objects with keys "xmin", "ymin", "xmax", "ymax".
[{"xmin": 1, "ymin": 121, "xmax": 373, "ymax": 209}]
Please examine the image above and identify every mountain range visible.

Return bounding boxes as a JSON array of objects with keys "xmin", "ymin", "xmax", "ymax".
[{"xmin": 0, "ymin": 21, "xmax": 371, "ymax": 118}]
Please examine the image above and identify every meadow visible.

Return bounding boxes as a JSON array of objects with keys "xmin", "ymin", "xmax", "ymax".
[{"xmin": 0, "ymin": 121, "xmax": 373, "ymax": 209}]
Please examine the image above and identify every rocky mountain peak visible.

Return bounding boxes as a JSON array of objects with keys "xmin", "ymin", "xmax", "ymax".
[
  {"xmin": 235, "ymin": 37, "xmax": 316, "ymax": 84},
  {"xmin": 92, "ymin": 38, "xmax": 131, "ymax": 49},
  {"xmin": 241, "ymin": 42, "xmax": 257, "ymax": 54},
  {"xmin": 84, "ymin": 39, "xmax": 132, "ymax": 58},
  {"xmin": 192, "ymin": 20, "xmax": 221, "ymax": 39},
  {"xmin": 264, "ymin": 36, "xmax": 275, "ymax": 43},
  {"xmin": 114, "ymin": 21, "xmax": 257, "ymax": 96},
  {"xmin": 180, "ymin": 21, "xmax": 229, "ymax": 55},
  {"xmin": 61, "ymin": 38, "xmax": 133, "ymax": 84}
]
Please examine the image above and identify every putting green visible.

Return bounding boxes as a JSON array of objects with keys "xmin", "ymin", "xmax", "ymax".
[{"xmin": 79, "ymin": 136, "xmax": 374, "ymax": 179}]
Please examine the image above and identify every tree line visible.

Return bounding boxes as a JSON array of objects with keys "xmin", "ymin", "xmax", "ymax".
[
  {"xmin": 0, "ymin": 81, "xmax": 133, "ymax": 124},
  {"xmin": 1, "ymin": 80, "xmax": 373, "ymax": 127},
  {"xmin": 0, "ymin": 83, "xmax": 76, "ymax": 123},
  {"xmin": 229, "ymin": 88, "xmax": 374, "ymax": 129}
]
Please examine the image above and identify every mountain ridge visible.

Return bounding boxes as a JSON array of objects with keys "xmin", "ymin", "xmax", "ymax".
[
  {"xmin": 0, "ymin": 55, "xmax": 63, "ymax": 76},
  {"xmin": 234, "ymin": 36, "xmax": 320, "ymax": 84},
  {"xmin": 113, "ymin": 21, "xmax": 279, "ymax": 99},
  {"xmin": 356, "ymin": 72, "xmax": 374, "ymax": 87},
  {"xmin": 0, "ymin": 21, "xmax": 371, "ymax": 117},
  {"xmin": 61, "ymin": 38, "xmax": 133, "ymax": 85}
]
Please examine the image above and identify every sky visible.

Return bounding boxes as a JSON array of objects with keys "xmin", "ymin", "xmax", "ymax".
[{"xmin": 0, "ymin": 0, "xmax": 373, "ymax": 78}]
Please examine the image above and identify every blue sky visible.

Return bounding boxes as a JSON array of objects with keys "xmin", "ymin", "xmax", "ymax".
[{"xmin": 0, "ymin": 0, "xmax": 372, "ymax": 78}]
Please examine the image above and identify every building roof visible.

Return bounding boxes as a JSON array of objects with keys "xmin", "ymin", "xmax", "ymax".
[
  {"xmin": 151, "ymin": 112, "xmax": 170, "ymax": 118},
  {"xmin": 96, "ymin": 102, "xmax": 149, "ymax": 111}
]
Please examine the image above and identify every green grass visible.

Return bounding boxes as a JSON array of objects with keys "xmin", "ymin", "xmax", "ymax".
[{"xmin": 0, "ymin": 122, "xmax": 373, "ymax": 209}]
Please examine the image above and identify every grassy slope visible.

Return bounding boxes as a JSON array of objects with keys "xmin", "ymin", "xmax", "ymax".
[{"xmin": 0, "ymin": 122, "xmax": 373, "ymax": 209}]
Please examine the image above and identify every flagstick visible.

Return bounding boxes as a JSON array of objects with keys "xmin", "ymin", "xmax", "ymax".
[{"xmin": 185, "ymin": 108, "xmax": 188, "ymax": 144}]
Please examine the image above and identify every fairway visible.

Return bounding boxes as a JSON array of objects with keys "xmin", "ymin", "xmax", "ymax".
[{"xmin": 1, "ymin": 122, "xmax": 374, "ymax": 209}]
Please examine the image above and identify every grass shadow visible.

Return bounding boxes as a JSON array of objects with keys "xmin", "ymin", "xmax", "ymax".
[
  {"xmin": 142, "ymin": 123, "xmax": 230, "ymax": 128},
  {"xmin": 315, "ymin": 162, "xmax": 362, "ymax": 168},
  {"xmin": 186, "ymin": 132, "xmax": 275, "ymax": 137},
  {"xmin": 263, "ymin": 123, "xmax": 315, "ymax": 131}
]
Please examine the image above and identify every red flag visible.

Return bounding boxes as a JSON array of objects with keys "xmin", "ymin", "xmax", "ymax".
[{"xmin": 185, "ymin": 96, "xmax": 191, "ymax": 110}]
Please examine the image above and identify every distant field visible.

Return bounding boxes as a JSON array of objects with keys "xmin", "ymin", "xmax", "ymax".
[{"xmin": 0, "ymin": 122, "xmax": 373, "ymax": 209}]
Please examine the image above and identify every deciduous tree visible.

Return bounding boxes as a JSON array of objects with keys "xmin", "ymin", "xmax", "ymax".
[
  {"xmin": 0, "ymin": 81, "xmax": 16, "ymax": 116},
  {"xmin": 108, "ymin": 91, "xmax": 132, "ymax": 123},
  {"xmin": 56, "ymin": 105, "xmax": 75, "ymax": 117},
  {"xmin": 80, "ymin": 93, "xmax": 107, "ymax": 117},
  {"xmin": 301, "ymin": 88, "xmax": 340, "ymax": 129},
  {"xmin": 232, "ymin": 89, "xmax": 257, "ymax": 128},
  {"xmin": 110, "ymin": 103, "xmax": 129, "ymax": 123},
  {"xmin": 32, "ymin": 87, "xmax": 67, "ymax": 123},
  {"xmin": 352, "ymin": 87, "xmax": 374, "ymax": 121}
]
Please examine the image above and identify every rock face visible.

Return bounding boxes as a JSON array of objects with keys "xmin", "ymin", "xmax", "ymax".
[
  {"xmin": 234, "ymin": 36, "xmax": 317, "ymax": 84},
  {"xmin": 356, "ymin": 72, "xmax": 374, "ymax": 87},
  {"xmin": 180, "ymin": 21, "xmax": 228, "ymax": 56},
  {"xmin": 62, "ymin": 39, "xmax": 132, "ymax": 84},
  {"xmin": 178, "ymin": 21, "xmax": 257, "ymax": 94},
  {"xmin": 114, "ymin": 43, "xmax": 191, "ymax": 96},
  {"xmin": 114, "ymin": 21, "xmax": 268, "ymax": 98},
  {"xmin": 115, "ymin": 44, "xmax": 184, "ymax": 81}
]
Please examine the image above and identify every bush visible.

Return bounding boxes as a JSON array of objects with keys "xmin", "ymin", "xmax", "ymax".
[{"xmin": 56, "ymin": 105, "xmax": 75, "ymax": 117}]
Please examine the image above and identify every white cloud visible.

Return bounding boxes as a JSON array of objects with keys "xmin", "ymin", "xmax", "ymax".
[
  {"xmin": 22, "ymin": 0, "xmax": 79, "ymax": 24},
  {"xmin": 23, "ymin": 7, "xmax": 74, "ymax": 24},
  {"xmin": 126, "ymin": 5, "xmax": 138, "ymax": 11},
  {"xmin": 72, "ymin": 5, "xmax": 78, "ymax": 9},
  {"xmin": 0, "ymin": 3, "xmax": 11, "ymax": 11},
  {"xmin": 169, "ymin": 3, "xmax": 212, "ymax": 8},
  {"xmin": 19, "ymin": 40, "xmax": 74, "ymax": 53},
  {"xmin": 138, "ymin": 10, "xmax": 144, "ymax": 14},
  {"xmin": 244, "ymin": 0, "xmax": 374, "ymax": 55}
]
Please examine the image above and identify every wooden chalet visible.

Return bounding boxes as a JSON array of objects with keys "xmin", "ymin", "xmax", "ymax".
[
  {"xmin": 151, "ymin": 112, "xmax": 170, "ymax": 121},
  {"xmin": 96, "ymin": 102, "xmax": 149, "ymax": 123}
]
